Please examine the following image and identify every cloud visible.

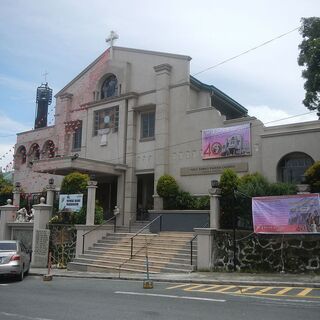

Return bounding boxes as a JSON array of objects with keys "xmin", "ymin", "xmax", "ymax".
[
  {"xmin": 246, "ymin": 105, "xmax": 318, "ymax": 126},
  {"xmin": 0, "ymin": 112, "xmax": 32, "ymax": 135}
]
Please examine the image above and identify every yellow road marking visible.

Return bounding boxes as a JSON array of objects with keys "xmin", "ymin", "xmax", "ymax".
[
  {"xmin": 198, "ymin": 285, "xmax": 221, "ymax": 292},
  {"xmin": 233, "ymin": 286, "xmax": 256, "ymax": 294},
  {"xmin": 166, "ymin": 283, "xmax": 191, "ymax": 290},
  {"xmin": 297, "ymin": 288, "xmax": 313, "ymax": 297},
  {"xmin": 254, "ymin": 287, "xmax": 275, "ymax": 294},
  {"xmin": 274, "ymin": 287, "xmax": 293, "ymax": 295},
  {"xmin": 211, "ymin": 285, "xmax": 236, "ymax": 293},
  {"xmin": 184, "ymin": 284, "xmax": 207, "ymax": 291}
]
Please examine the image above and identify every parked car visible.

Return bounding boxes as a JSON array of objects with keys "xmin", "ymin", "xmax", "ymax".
[{"xmin": 0, "ymin": 240, "xmax": 31, "ymax": 281}]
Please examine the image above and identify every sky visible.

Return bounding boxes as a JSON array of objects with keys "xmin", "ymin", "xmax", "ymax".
[{"xmin": 0, "ymin": 0, "xmax": 319, "ymax": 171}]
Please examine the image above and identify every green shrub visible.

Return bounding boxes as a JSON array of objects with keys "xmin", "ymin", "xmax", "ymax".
[
  {"xmin": 305, "ymin": 161, "xmax": 320, "ymax": 192},
  {"xmin": 194, "ymin": 196, "xmax": 210, "ymax": 210},
  {"xmin": 60, "ymin": 172, "xmax": 89, "ymax": 195},
  {"xmin": 220, "ymin": 170, "xmax": 297, "ymax": 230},
  {"xmin": 50, "ymin": 201, "xmax": 104, "ymax": 225},
  {"xmin": 156, "ymin": 175, "xmax": 179, "ymax": 198}
]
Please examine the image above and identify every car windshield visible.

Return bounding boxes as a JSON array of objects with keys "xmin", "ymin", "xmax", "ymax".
[{"xmin": 0, "ymin": 242, "xmax": 17, "ymax": 251}]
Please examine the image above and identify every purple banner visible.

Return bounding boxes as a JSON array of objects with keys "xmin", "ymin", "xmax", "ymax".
[
  {"xmin": 252, "ymin": 194, "xmax": 320, "ymax": 234},
  {"xmin": 201, "ymin": 124, "xmax": 251, "ymax": 159}
]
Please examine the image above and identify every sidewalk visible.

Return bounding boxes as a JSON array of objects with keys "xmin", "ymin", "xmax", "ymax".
[{"xmin": 29, "ymin": 268, "xmax": 320, "ymax": 288}]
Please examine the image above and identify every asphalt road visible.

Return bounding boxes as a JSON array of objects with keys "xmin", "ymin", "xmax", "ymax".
[{"xmin": 0, "ymin": 276, "xmax": 319, "ymax": 320}]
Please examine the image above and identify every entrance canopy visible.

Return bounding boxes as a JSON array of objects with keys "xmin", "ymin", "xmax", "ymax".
[{"xmin": 32, "ymin": 156, "xmax": 127, "ymax": 179}]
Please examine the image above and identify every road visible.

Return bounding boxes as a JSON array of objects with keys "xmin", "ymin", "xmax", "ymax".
[{"xmin": 0, "ymin": 276, "xmax": 319, "ymax": 320}]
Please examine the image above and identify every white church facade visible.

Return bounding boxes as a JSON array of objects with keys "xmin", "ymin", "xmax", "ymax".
[{"xmin": 13, "ymin": 45, "xmax": 320, "ymax": 226}]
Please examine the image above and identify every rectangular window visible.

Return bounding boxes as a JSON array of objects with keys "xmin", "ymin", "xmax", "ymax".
[
  {"xmin": 72, "ymin": 121, "xmax": 82, "ymax": 150},
  {"xmin": 141, "ymin": 111, "xmax": 155, "ymax": 139},
  {"xmin": 93, "ymin": 106, "xmax": 119, "ymax": 136}
]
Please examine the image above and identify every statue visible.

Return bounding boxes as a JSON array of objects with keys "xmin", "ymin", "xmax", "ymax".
[
  {"xmin": 15, "ymin": 208, "xmax": 34, "ymax": 222},
  {"xmin": 15, "ymin": 208, "xmax": 29, "ymax": 222}
]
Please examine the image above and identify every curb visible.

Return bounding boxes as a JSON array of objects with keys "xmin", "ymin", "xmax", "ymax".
[{"xmin": 29, "ymin": 271, "xmax": 320, "ymax": 288}]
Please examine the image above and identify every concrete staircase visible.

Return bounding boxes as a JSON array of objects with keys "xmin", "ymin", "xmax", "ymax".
[{"xmin": 68, "ymin": 230, "xmax": 196, "ymax": 274}]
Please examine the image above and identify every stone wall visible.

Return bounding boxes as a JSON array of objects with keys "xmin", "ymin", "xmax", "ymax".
[{"xmin": 213, "ymin": 230, "xmax": 320, "ymax": 273}]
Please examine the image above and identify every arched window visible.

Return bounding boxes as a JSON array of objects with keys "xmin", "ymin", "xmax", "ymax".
[
  {"xmin": 28, "ymin": 143, "xmax": 40, "ymax": 161},
  {"xmin": 101, "ymin": 75, "xmax": 118, "ymax": 99},
  {"xmin": 15, "ymin": 145, "xmax": 27, "ymax": 168},
  {"xmin": 42, "ymin": 140, "xmax": 55, "ymax": 158},
  {"xmin": 278, "ymin": 152, "xmax": 314, "ymax": 184}
]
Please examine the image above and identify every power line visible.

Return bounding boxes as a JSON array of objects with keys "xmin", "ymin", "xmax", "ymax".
[{"xmin": 192, "ymin": 27, "xmax": 299, "ymax": 77}]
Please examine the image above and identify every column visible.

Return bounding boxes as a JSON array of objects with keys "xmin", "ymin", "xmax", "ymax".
[
  {"xmin": 12, "ymin": 182, "xmax": 22, "ymax": 207},
  {"xmin": 31, "ymin": 197, "xmax": 52, "ymax": 267},
  {"xmin": 86, "ymin": 180, "xmax": 97, "ymax": 225},
  {"xmin": 46, "ymin": 178, "xmax": 56, "ymax": 216},
  {"xmin": 116, "ymin": 172, "xmax": 125, "ymax": 226},
  {"xmin": 153, "ymin": 64, "xmax": 172, "ymax": 210},
  {"xmin": 194, "ymin": 228, "xmax": 216, "ymax": 271},
  {"xmin": 208, "ymin": 187, "xmax": 221, "ymax": 229},
  {"xmin": 124, "ymin": 97, "xmax": 137, "ymax": 226},
  {"xmin": 0, "ymin": 199, "xmax": 17, "ymax": 240}
]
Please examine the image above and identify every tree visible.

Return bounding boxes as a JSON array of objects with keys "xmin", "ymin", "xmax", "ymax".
[
  {"xmin": 0, "ymin": 173, "xmax": 13, "ymax": 205},
  {"xmin": 304, "ymin": 161, "xmax": 320, "ymax": 192},
  {"xmin": 298, "ymin": 17, "xmax": 320, "ymax": 118},
  {"xmin": 60, "ymin": 172, "xmax": 89, "ymax": 194}
]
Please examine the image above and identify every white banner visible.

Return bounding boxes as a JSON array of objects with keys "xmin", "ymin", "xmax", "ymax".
[{"xmin": 59, "ymin": 194, "xmax": 83, "ymax": 212}]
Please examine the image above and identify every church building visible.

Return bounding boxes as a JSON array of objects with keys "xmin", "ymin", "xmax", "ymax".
[{"xmin": 13, "ymin": 45, "xmax": 320, "ymax": 226}]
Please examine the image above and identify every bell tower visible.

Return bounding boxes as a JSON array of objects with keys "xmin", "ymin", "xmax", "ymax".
[{"xmin": 35, "ymin": 82, "xmax": 52, "ymax": 129}]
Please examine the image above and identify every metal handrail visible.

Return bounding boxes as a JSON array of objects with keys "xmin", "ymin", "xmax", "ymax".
[
  {"xmin": 190, "ymin": 221, "xmax": 209, "ymax": 265},
  {"xmin": 130, "ymin": 214, "xmax": 163, "ymax": 258},
  {"xmin": 82, "ymin": 215, "xmax": 116, "ymax": 254}
]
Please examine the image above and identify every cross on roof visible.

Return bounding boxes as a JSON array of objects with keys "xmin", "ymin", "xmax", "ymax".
[
  {"xmin": 42, "ymin": 71, "xmax": 49, "ymax": 83},
  {"xmin": 106, "ymin": 30, "xmax": 119, "ymax": 47}
]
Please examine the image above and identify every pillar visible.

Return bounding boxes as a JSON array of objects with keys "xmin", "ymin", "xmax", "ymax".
[
  {"xmin": 0, "ymin": 199, "xmax": 17, "ymax": 240},
  {"xmin": 46, "ymin": 178, "xmax": 56, "ymax": 216},
  {"xmin": 12, "ymin": 182, "xmax": 22, "ymax": 207},
  {"xmin": 124, "ymin": 97, "xmax": 138, "ymax": 227},
  {"xmin": 86, "ymin": 180, "xmax": 97, "ymax": 225},
  {"xmin": 194, "ymin": 228, "xmax": 216, "ymax": 271},
  {"xmin": 31, "ymin": 197, "xmax": 52, "ymax": 267},
  {"xmin": 116, "ymin": 172, "xmax": 125, "ymax": 226},
  {"xmin": 208, "ymin": 187, "xmax": 221, "ymax": 229},
  {"xmin": 153, "ymin": 64, "xmax": 172, "ymax": 210}
]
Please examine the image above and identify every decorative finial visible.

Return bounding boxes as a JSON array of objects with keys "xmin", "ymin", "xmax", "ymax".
[
  {"xmin": 42, "ymin": 71, "xmax": 49, "ymax": 84},
  {"xmin": 106, "ymin": 30, "xmax": 119, "ymax": 47},
  {"xmin": 40, "ymin": 197, "xmax": 46, "ymax": 204},
  {"xmin": 7, "ymin": 199, "xmax": 12, "ymax": 205}
]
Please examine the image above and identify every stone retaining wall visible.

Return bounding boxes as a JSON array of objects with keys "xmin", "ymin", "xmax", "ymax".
[{"xmin": 213, "ymin": 230, "xmax": 320, "ymax": 273}]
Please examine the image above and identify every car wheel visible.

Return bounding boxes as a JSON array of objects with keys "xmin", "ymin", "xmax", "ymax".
[{"xmin": 18, "ymin": 267, "xmax": 24, "ymax": 281}]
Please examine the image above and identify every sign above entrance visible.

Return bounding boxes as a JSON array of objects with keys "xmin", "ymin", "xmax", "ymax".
[
  {"xmin": 59, "ymin": 194, "xmax": 83, "ymax": 212},
  {"xmin": 180, "ymin": 163, "xmax": 248, "ymax": 176}
]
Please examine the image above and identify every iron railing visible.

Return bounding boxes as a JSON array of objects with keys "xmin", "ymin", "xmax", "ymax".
[
  {"xmin": 118, "ymin": 214, "xmax": 162, "ymax": 277},
  {"xmin": 130, "ymin": 215, "xmax": 162, "ymax": 258},
  {"xmin": 82, "ymin": 215, "xmax": 116, "ymax": 254}
]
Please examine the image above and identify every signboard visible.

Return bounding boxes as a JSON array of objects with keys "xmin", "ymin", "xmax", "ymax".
[
  {"xmin": 180, "ymin": 163, "xmax": 248, "ymax": 176},
  {"xmin": 32, "ymin": 229, "xmax": 50, "ymax": 267},
  {"xmin": 252, "ymin": 194, "xmax": 320, "ymax": 234},
  {"xmin": 59, "ymin": 194, "xmax": 83, "ymax": 212},
  {"xmin": 202, "ymin": 124, "xmax": 251, "ymax": 159}
]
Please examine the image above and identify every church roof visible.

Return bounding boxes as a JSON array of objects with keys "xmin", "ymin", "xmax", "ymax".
[
  {"xmin": 55, "ymin": 46, "xmax": 191, "ymax": 97},
  {"xmin": 190, "ymin": 76, "xmax": 248, "ymax": 118}
]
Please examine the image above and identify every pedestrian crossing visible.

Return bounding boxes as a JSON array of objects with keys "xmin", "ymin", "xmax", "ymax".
[{"xmin": 166, "ymin": 283, "xmax": 320, "ymax": 299}]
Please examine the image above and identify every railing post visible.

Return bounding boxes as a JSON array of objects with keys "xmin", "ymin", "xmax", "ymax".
[
  {"xmin": 130, "ymin": 237, "xmax": 133, "ymax": 258},
  {"xmin": 82, "ymin": 234, "xmax": 85, "ymax": 255},
  {"xmin": 159, "ymin": 215, "xmax": 162, "ymax": 232},
  {"xmin": 190, "ymin": 240, "xmax": 193, "ymax": 265},
  {"xmin": 114, "ymin": 216, "xmax": 116, "ymax": 233}
]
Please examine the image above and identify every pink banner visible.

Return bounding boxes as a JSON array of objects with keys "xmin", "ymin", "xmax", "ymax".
[
  {"xmin": 201, "ymin": 124, "xmax": 251, "ymax": 159},
  {"xmin": 252, "ymin": 194, "xmax": 320, "ymax": 234}
]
